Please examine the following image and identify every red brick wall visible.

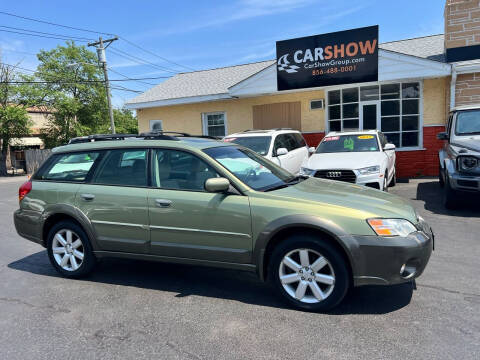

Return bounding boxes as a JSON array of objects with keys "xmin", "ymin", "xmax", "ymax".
[
  {"xmin": 302, "ymin": 126, "xmax": 446, "ymax": 178},
  {"xmin": 302, "ymin": 132, "xmax": 325, "ymax": 147}
]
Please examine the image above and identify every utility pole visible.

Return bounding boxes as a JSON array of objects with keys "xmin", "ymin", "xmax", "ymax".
[{"xmin": 88, "ymin": 36, "xmax": 118, "ymax": 134}]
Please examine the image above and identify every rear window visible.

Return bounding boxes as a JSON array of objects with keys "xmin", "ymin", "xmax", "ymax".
[
  {"xmin": 224, "ymin": 136, "xmax": 272, "ymax": 156},
  {"xmin": 39, "ymin": 152, "xmax": 100, "ymax": 182}
]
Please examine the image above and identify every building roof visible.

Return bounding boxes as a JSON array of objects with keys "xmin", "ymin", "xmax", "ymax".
[
  {"xmin": 127, "ymin": 34, "xmax": 446, "ymax": 107},
  {"xmin": 128, "ymin": 60, "xmax": 274, "ymax": 105},
  {"xmin": 379, "ymin": 34, "xmax": 445, "ymax": 62}
]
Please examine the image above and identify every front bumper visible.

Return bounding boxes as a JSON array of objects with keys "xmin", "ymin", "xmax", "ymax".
[
  {"xmin": 355, "ymin": 173, "xmax": 383, "ymax": 190},
  {"xmin": 344, "ymin": 222, "xmax": 434, "ymax": 287},
  {"xmin": 448, "ymin": 171, "xmax": 480, "ymax": 192}
]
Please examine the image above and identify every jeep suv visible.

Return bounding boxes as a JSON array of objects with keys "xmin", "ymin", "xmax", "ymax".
[
  {"xmin": 438, "ymin": 105, "xmax": 480, "ymax": 208},
  {"xmin": 14, "ymin": 132, "xmax": 433, "ymax": 311}
]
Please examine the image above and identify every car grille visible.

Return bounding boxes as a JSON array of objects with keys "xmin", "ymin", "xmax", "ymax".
[{"xmin": 314, "ymin": 169, "xmax": 357, "ymax": 183}]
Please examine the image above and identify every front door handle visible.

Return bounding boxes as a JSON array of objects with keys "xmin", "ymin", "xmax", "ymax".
[
  {"xmin": 155, "ymin": 199, "xmax": 172, "ymax": 208},
  {"xmin": 80, "ymin": 193, "xmax": 95, "ymax": 201}
]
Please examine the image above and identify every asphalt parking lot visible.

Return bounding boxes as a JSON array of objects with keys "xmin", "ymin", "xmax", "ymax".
[{"xmin": 0, "ymin": 176, "xmax": 479, "ymax": 359}]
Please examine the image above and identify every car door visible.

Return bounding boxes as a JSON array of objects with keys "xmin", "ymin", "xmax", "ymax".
[
  {"xmin": 147, "ymin": 148, "xmax": 252, "ymax": 263},
  {"xmin": 290, "ymin": 133, "xmax": 309, "ymax": 173},
  {"xmin": 379, "ymin": 132, "xmax": 395, "ymax": 178},
  {"xmin": 273, "ymin": 134, "xmax": 296, "ymax": 173},
  {"xmin": 76, "ymin": 148, "xmax": 150, "ymax": 254}
]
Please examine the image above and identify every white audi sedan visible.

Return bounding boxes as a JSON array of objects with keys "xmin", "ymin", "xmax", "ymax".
[{"xmin": 299, "ymin": 130, "xmax": 396, "ymax": 191}]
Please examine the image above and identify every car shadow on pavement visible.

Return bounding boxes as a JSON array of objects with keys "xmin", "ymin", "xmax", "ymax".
[
  {"xmin": 415, "ymin": 181, "xmax": 480, "ymax": 217},
  {"xmin": 9, "ymin": 251, "xmax": 413, "ymax": 315}
]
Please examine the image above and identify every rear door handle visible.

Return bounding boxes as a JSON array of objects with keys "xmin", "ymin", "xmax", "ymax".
[
  {"xmin": 80, "ymin": 193, "xmax": 95, "ymax": 201},
  {"xmin": 155, "ymin": 199, "xmax": 172, "ymax": 208}
]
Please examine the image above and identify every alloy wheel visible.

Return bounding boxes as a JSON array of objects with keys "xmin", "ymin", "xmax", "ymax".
[
  {"xmin": 278, "ymin": 248, "xmax": 335, "ymax": 304},
  {"xmin": 51, "ymin": 229, "xmax": 84, "ymax": 271}
]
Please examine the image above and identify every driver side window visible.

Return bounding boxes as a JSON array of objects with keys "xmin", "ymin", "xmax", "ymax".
[
  {"xmin": 153, "ymin": 149, "xmax": 219, "ymax": 191},
  {"xmin": 273, "ymin": 134, "xmax": 289, "ymax": 155}
]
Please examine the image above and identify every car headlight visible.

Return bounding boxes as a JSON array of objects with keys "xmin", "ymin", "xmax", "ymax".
[
  {"xmin": 367, "ymin": 218, "xmax": 417, "ymax": 237},
  {"xmin": 458, "ymin": 156, "xmax": 478, "ymax": 171},
  {"xmin": 357, "ymin": 165, "xmax": 380, "ymax": 175},
  {"xmin": 299, "ymin": 167, "xmax": 316, "ymax": 176}
]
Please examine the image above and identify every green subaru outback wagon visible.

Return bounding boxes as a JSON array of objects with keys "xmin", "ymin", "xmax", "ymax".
[{"xmin": 14, "ymin": 133, "xmax": 433, "ymax": 311}]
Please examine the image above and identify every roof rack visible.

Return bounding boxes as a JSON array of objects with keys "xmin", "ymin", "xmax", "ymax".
[
  {"xmin": 241, "ymin": 128, "xmax": 293, "ymax": 133},
  {"xmin": 68, "ymin": 131, "xmax": 221, "ymax": 144}
]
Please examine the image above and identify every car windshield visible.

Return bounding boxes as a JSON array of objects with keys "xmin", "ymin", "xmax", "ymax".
[
  {"xmin": 223, "ymin": 136, "xmax": 272, "ymax": 156},
  {"xmin": 316, "ymin": 134, "xmax": 379, "ymax": 153},
  {"xmin": 204, "ymin": 146, "xmax": 298, "ymax": 191},
  {"xmin": 455, "ymin": 110, "xmax": 480, "ymax": 135}
]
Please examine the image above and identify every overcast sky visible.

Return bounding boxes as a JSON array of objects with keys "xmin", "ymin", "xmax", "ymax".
[{"xmin": 0, "ymin": 0, "xmax": 445, "ymax": 107}]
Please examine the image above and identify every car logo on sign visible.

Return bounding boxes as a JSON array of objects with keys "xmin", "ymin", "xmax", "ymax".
[{"xmin": 327, "ymin": 171, "xmax": 341, "ymax": 178}]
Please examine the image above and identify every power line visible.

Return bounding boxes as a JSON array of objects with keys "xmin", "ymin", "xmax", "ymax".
[
  {"xmin": 0, "ymin": 25, "xmax": 93, "ymax": 41},
  {"xmin": 0, "ymin": 49, "xmax": 37, "ymax": 57},
  {"xmin": 109, "ymin": 47, "xmax": 178, "ymax": 74},
  {"xmin": 108, "ymin": 67, "xmax": 158, "ymax": 86},
  {"xmin": 0, "ymin": 10, "xmax": 115, "ymax": 36},
  {"xmin": 0, "ymin": 28, "xmax": 90, "ymax": 42},
  {"xmin": 118, "ymin": 36, "xmax": 194, "ymax": 72},
  {"xmin": 3, "ymin": 76, "xmax": 170, "ymax": 84},
  {"xmin": 0, "ymin": 11, "xmax": 193, "ymax": 73},
  {"xmin": 0, "ymin": 62, "xmax": 36, "ymax": 73},
  {"xmin": 111, "ymin": 85, "xmax": 143, "ymax": 93}
]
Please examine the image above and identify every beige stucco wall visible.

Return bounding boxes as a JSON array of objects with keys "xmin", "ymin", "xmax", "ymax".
[
  {"xmin": 137, "ymin": 89, "xmax": 326, "ymax": 135},
  {"xmin": 423, "ymin": 77, "xmax": 448, "ymax": 126},
  {"xmin": 137, "ymin": 77, "xmax": 449, "ymax": 134}
]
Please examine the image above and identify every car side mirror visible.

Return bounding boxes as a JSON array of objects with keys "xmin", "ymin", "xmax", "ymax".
[
  {"xmin": 276, "ymin": 148, "xmax": 288, "ymax": 156},
  {"xmin": 308, "ymin": 147, "xmax": 316, "ymax": 154},
  {"xmin": 437, "ymin": 132, "xmax": 449, "ymax": 141},
  {"xmin": 205, "ymin": 177, "xmax": 230, "ymax": 193},
  {"xmin": 384, "ymin": 143, "xmax": 396, "ymax": 151}
]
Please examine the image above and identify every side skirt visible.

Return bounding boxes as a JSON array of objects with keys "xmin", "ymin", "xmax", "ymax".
[{"xmin": 94, "ymin": 251, "xmax": 258, "ymax": 273}]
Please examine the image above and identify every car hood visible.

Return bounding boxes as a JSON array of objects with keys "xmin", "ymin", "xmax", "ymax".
[
  {"xmin": 268, "ymin": 177, "xmax": 417, "ymax": 223},
  {"xmin": 451, "ymin": 135, "xmax": 480, "ymax": 154},
  {"xmin": 306, "ymin": 152, "xmax": 383, "ymax": 170}
]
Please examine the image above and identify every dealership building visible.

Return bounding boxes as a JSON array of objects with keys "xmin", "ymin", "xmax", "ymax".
[{"xmin": 127, "ymin": 0, "xmax": 480, "ymax": 177}]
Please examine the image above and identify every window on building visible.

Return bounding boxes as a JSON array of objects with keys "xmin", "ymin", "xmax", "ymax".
[
  {"xmin": 327, "ymin": 82, "xmax": 421, "ymax": 148},
  {"xmin": 149, "ymin": 120, "xmax": 163, "ymax": 132},
  {"xmin": 202, "ymin": 112, "xmax": 227, "ymax": 137},
  {"xmin": 310, "ymin": 99, "xmax": 324, "ymax": 110}
]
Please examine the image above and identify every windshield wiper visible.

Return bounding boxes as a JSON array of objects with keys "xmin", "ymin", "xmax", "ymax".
[
  {"xmin": 286, "ymin": 175, "xmax": 307, "ymax": 183},
  {"xmin": 458, "ymin": 131, "xmax": 480, "ymax": 135},
  {"xmin": 264, "ymin": 176, "xmax": 307, "ymax": 192},
  {"xmin": 264, "ymin": 183, "xmax": 290, "ymax": 192}
]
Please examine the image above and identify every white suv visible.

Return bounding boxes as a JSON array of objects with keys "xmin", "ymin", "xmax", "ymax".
[
  {"xmin": 300, "ymin": 130, "xmax": 396, "ymax": 191},
  {"xmin": 224, "ymin": 129, "xmax": 313, "ymax": 174}
]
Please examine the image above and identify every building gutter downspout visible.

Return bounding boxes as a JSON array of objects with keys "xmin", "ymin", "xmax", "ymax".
[{"xmin": 450, "ymin": 63, "xmax": 457, "ymax": 111}]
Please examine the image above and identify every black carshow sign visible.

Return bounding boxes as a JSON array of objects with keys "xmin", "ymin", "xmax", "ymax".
[{"xmin": 276, "ymin": 25, "xmax": 379, "ymax": 91}]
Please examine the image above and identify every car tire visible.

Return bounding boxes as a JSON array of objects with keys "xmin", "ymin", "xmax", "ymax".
[
  {"xmin": 443, "ymin": 175, "xmax": 457, "ymax": 209},
  {"xmin": 439, "ymin": 163, "xmax": 445, "ymax": 188},
  {"xmin": 389, "ymin": 169, "xmax": 396, "ymax": 187},
  {"xmin": 383, "ymin": 171, "xmax": 389, "ymax": 192},
  {"xmin": 46, "ymin": 220, "xmax": 95, "ymax": 278},
  {"xmin": 268, "ymin": 234, "xmax": 350, "ymax": 312}
]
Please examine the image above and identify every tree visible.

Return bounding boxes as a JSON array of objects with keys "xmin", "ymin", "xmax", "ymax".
[
  {"xmin": 33, "ymin": 41, "xmax": 109, "ymax": 147},
  {"xmin": 97, "ymin": 108, "xmax": 138, "ymax": 134},
  {"xmin": 0, "ymin": 62, "xmax": 32, "ymax": 176}
]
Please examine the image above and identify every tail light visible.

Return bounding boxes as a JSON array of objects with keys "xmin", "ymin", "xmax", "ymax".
[{"xmin": 19, "ymin": 181, "xmax": 32, "ymax": 203}]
